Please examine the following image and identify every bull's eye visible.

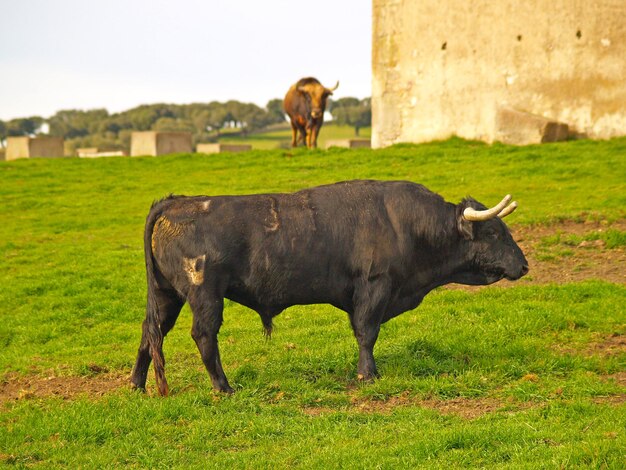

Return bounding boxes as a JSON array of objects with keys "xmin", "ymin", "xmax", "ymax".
[{"xmin": 485, "ymin": 229, "xmax": 499, "ymax": 240}]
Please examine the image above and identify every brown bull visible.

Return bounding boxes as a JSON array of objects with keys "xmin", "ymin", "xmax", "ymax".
[{"xmin": 283, "ymin": 77, "xmax": 339, "ymax": 148}]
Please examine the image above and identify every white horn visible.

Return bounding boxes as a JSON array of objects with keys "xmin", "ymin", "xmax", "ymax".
[
  {"xmin": 463, "ymin": 195, "xmax": 512, "ymax": 221},
  {"xmin": 497, "ymin": 200, "xmax": 518, "ymax": 218},
  {"xmin": 327, "ymin": 80, "xmax": 339, "ymax": 92}
]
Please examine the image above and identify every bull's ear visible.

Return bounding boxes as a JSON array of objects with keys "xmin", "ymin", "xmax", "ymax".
[{"xmin": 456, "ymin": 205, "xmax": 474, "ymax": 240}]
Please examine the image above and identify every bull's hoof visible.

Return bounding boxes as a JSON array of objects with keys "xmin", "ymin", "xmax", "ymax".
[
  {"xmin": 213, "ymin": 382, "xmax": 235, "ymax": 394},
  {"xmin": 130, "ymin": 381, "xmax": 146, "ymax": 392},
  {"xmin": 357, "ymin": 372, "xmax": 378, "ymax": 382}
]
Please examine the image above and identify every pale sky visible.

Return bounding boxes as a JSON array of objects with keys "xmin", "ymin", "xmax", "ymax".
[{"xmin": 0, "ymin": 0, "xmax": 372, "ymax": 121}]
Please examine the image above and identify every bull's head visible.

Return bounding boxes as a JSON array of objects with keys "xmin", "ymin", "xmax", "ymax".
[
  {"xmin": 297, "ymin": 80, "xmax": 339, "ymax": 120},
  {"xmin": 456, "ymin": 195, "xmax": 529, "ymax": 284}
]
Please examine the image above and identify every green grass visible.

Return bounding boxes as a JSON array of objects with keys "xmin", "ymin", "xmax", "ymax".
[
  {"xmin": 535, "ymin": 228, "xmax": 626, "ymax": 261},
  {"xmin": 219, "ymin": 123, "xmax": 371, "ymax": 149},
  {"xmin": 1, "ymin": 137, "xmax": 625, "ymax": 468},
  {"xmin": 541, "ymin": 229, "xmax": 626, "ymax": 250}
]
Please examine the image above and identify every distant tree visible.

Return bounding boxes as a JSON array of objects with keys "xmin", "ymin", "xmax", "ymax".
[
  {"xmin": 224, "ymin": 100, "xmax": 246, "ymax": 127},
  {"xmin": 118, "ymin": 129, "xmax": 133, "ymax": 150},
  {"xmin": 48, "ymin": 109, "xmax": 108, "ymax": 139},
  {"xmin": 330, "ymin": 97, "xmax": 371, "ymax": 136},
  {"xmin": 0, "ymin": 120, "xmax": 6, "ymax": 147},
  {"xmin": 207, "ymin": 106, "xmax": 231, "ymax": 136},
  {"xmin": 190, "ymin": 109, "xmax": 210, "ymax": 131},
  {"xmin": 266, "ymin": 99, "xmax": 286, "ymax": 124},
  {"xmin": 188, "ymin": 109, "xmax": 214, "ymax": 143},
  {"xmin": 329, "ymin": 97, "xmax": 360, "ymax": 111},
  {"xmin": 152, "ymin": 117, "xmax": 195, "ymax": 133},
  {"xmin": 97, "ymin": 118, "xmax": 124, "ymax": 135},
  {"xmin": 5, "ymin": 116, "xmax": 44, "ymax": 136},
  {"xmin": 124, "ymin": 104, "xmax": 175, "ymax": 131},
  {"xmin": 237, "ymin": 103, "xmax": 270, "ymax": 133}
]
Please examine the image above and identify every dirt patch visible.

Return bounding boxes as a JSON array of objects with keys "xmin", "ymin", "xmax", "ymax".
[
  {"xmin": 418, "ymin": 397, "xmax": 517, "ymax": 419},
  {"xmin": 513, "ymin": 219, "xmax": 626, "ymax": 286},
  {"xmin": 303, "ymin": 390, "xmax": 625, "ymax": 419},
  {"xmin": 592, "ymin": 394, "xmax": 626, "ymax": 406},
  {"xmin": 446, "ymin": 219, "xmax": 626, "ymax": 289},
  {"xmin": 602, "ymin": 371, "xmax": 626, "ymax": 387},
  {"xmin": 355, "ymin": 395, "xmax": 508, "ymax": 419},
  {"xmin": 0, "ymin": 370, "xmax": 128, "ymax": 406},
  {"xmin": 554, "ymin": 333, "xmax": 626, "ymax": 357},
  {"xmin": 588, "ymin": 333, "xmax": 626, "ymax": 356},
  {"xmin": 302, "ymin": 393, "xmax": 530, "ymax": 419}
]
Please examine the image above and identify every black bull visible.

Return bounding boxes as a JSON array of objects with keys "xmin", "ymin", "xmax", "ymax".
[{"xmin": 131, "ymin": 180, "xmax": 528, "ymax": 395}]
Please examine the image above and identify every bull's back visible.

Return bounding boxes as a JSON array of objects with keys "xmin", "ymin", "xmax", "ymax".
[
  {"xmin": 211, "ymin": 190, "xmax": 362, "ymax": 305},
  {"xmin": 150, "ymin": 181, "xmax": 422, "ymax": 306}
]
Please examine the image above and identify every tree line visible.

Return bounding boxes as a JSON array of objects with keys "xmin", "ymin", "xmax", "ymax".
[{"xmin": 0, "ymin": 97, "xmax": 371, "ymax": 153}]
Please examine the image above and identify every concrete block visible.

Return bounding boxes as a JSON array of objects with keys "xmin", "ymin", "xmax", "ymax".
[
  {"xmin": 77, "ymin": 148, "xmax": 126, "ymax": 158},
  {"xmin": 131, "ymin": 131, "xmax": 192, "ymax": 156},
  {"xmin": 495, "ymin": 107, "xmax": 569, "ymax": 145},
  {"xmin": 325, "ymin": 139, "xmax": 372, "ymax": 149},
  {"xmin": 76, "ymin": 147, "xmax": 98, "ymax": 157},
  {"xmin": 6, "ymin": 136, "xmax": 65, "ymax": 160},
  {"xmin": 196, "ymin": 143, "xmax": 252, "ymax": 154}
]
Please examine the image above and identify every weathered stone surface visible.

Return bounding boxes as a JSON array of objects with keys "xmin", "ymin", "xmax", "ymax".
[
  {"xmin": 6, "ymin": 136, "xmax": 65, "ymax": 160},
  {"xmin": 77, "ymin": 148, "xmax": 126, "ymax": 158},
  {"xmin": 196, "ymin": 143, "xmax": 252, "ymax": 154},
  {"xmin": 76, "ymin": 147, "xmax": 98, "ymax": 156},
  {"xmin": 325, "ymin": 139, "xmax": 372, "ymax": 149},
  {"xmin": 495, "ymin": 107, "xmax": 569, "ymax": 145},
  {"xmin": 372, "ymin": 0, "xmax": 626, "ymax": 147},
  {"xmin": 131, "ymin": 132, "xmax": 192, "ymax": 156}
]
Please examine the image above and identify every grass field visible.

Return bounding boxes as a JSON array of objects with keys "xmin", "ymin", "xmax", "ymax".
[
  {"xmin": 218, "ymin": 123, "xmax": 371, "ymax": 149},
  {"xmin": 1, "ymin": 137, "xmax": 625, "ymax": 468}
]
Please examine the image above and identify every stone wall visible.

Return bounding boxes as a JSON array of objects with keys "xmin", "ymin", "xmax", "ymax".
[{"xmin": 372, "ymin": 0, "xmax": 626, "ymax": 147}]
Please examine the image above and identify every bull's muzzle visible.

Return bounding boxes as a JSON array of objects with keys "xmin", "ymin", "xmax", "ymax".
[{"xmin": 506, "ymin": 263, "xmax": 529, "ymax": 280}]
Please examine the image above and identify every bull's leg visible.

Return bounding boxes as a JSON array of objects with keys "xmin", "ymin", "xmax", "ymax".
[
  {"xmin": 131, "ymin": 288, "xmax": 184, "ymax": 391},
  {"xmin": 310, "ymin": 125, "xmax": 320, "ymax": 148},
  {"xmin": 305, "ymin": 127, "xmax": 313, "ymax": 148},
  {"xmin": 188, "ymin": 287, "xmax": 234, "ymax": 394},
  {"xmin": 297, "ymin": 125, "xmax": 306, "ymax": 146},
  {"xmin": 290, "ymin": 122, "xmax": 299, "ymax": 147},
  {"xmin": 349, "ymin": 277, "xmax": 391, "ymax": 380}
]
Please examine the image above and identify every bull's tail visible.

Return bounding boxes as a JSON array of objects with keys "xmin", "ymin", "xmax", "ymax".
[{"xmin": 144, "ymin": 201, "xmax": 169, "ymax": 396}]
